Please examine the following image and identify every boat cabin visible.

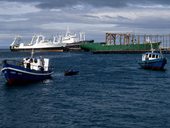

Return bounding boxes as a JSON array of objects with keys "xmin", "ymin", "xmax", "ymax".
[
  {"xmin": 23, "ymin": 57, "xmax": 49, "ymax": 71},
  {"xmin": 142, "ymin": 52, "xmax": 162, "ymax": 61}
]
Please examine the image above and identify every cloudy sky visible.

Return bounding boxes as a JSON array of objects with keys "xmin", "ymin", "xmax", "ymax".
[{"xmin": 0, "ymin": 0, "xmax": 170, "ymax": 47}]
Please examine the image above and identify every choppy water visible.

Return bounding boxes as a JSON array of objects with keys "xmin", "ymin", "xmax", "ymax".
[{"xmin": 0, "ymin": 50, "xmax": 170, "ymax": 128}]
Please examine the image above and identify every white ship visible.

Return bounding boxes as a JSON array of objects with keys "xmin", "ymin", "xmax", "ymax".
[
  {"xmin": 10, "ymin": 28, "xmax": 87, "ymax": 51},
  {"xmin": 10, "ymin": 35, "xmax": 66, "ymax": 51}
]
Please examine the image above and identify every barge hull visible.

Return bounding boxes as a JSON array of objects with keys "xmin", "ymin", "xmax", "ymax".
[{"xmin": 81, "ymin": 42, "xmax": 161, "ymax": 54}]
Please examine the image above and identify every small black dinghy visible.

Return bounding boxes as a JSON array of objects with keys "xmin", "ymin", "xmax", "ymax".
[{"xmin": 64, "ymin": 69, "xmax": 79, "ymax": 76}]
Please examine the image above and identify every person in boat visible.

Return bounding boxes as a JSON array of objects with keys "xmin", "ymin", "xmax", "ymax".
[
  {"xmin": 39, "ymin": 56, "xmax": 44, "ymax": 71},
  {"xmin": 23, "ymin": 58, "xmax": 31, "ymax": 69}
]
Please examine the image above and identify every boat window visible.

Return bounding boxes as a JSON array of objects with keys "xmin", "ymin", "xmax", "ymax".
[
  {"xmin": 156, "ymin": 55, "xmax": 159, "ymax": 58},
  {"xmin": 145, "ymin": 54, "xmax": 149, "ymax": 60},
  {"xmin": 149, "ymin": 54, "xmax": 151, "ymax": 58},
  {"xmin": 34, "ymin": 59, "xmax": 37, "ymax": 63},
  {"xmin": 30, "ymin": 58, "xmax": 33, "ymax": 63},
  {"xmin": 152, "ymin": 54, "xmax": 155, "ymax": 58}
]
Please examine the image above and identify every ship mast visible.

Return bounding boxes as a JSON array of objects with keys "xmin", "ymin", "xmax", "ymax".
[
  {"xmin": 66, "ymin": 26, "xmax": 70, "ymax": 36},
  {"xmin": 31, "ymin": 49, "xmax": 34, "ymax": 58}
]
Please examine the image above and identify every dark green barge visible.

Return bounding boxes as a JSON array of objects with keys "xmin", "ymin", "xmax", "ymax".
[
  {"xmin": 80, "ymin": 42, "xmax": 161, "ymax": 54},
  {"xmin": 80, "ymin": 33, "xmax": 162, "ymax": 54}
]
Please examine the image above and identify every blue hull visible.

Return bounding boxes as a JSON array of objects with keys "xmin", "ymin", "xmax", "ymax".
[
  {"xmin": 138, "ymin": 58, "xmax": 167, "ymax": 70},
  {"xmin": 1, "ymin": 63, "xmax": 53, "ymax": 85}
]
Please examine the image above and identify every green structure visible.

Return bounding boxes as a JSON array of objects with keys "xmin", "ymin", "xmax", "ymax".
[{"xmin": 80, "ymin": 33, "xmax": 162, "ymax": 53}]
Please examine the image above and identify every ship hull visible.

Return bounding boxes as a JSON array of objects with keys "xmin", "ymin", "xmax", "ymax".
[
  {"xmin": 10, "ymin": 46, "xmax": 65, "ymax": 52},
  {"xmin": 138, "ymin": 58, "xmax": 167, "ymax": 70},
  {"xmin": 80, "ymin": 42, "xmax": 161, "ymax": 54},
  {"xmin": 10, "ymin": 40, "xmax": 94, "ymax": 52},
  {"xmin": 1, "ymin": 63, "xmax": 53, "ymax": 85}
]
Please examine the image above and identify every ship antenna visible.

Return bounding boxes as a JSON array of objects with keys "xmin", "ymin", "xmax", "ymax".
[
  {"xmin": 147, "ymin": 36, "xmax": 154, "ymax": 53},
  {"xmin": 150, "ymin": 42, "xmax": 154, "ymax": 53},
  {"xmin": 66, "ymin": 26, "xmax": 70, "ymax": 36},
  {"xmin": 159, "ymin": 43, "xmax": 163, "ymax": 57}
]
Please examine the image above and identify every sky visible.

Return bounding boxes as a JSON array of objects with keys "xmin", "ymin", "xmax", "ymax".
[{"xmin": 0, "ymin": 0, "xmax": 170, "ymax": 47}]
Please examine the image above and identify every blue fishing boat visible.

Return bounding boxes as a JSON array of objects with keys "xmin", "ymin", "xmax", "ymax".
[
  {"xmin": 138, "ymin": 51, "xmax": 167, "ymax": 70},
  {"xmin": 138, "ymin": 37, "xmax": 167, "ymax": 70},
  {"xmin": 1, "ymin": 53, "xmax": 53, "ymax": 85}
]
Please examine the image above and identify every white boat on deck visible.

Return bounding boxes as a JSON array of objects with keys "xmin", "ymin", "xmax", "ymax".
[{"xmin": 10, "ymin": 28, "xmax": 86, "ymax": 51}]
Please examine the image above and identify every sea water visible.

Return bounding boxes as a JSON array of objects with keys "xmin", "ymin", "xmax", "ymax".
[{"xmin": 0, "ymin": 50, "xmax": 170, "ymax": 127}]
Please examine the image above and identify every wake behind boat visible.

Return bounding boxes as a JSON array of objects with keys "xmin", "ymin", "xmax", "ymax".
[{"xmin": 1, "ymin": 52, "xmax": 53, "ymax": 85}]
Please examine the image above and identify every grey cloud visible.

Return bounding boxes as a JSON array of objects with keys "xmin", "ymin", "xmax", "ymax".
[
  {"xmin": 0, "ymin": 0, "xmax": 127, "ymax": 8},
  {"xmin": 1, "ymin": 0, "xmax": 170, "ymax": 47},
  {"xmin": 115, "ymin": 17, "xmax": 170, "ymax": 30},
  {"xmin": 2, "ymin": 0, "xmax": 170, "ymax": 9}
]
